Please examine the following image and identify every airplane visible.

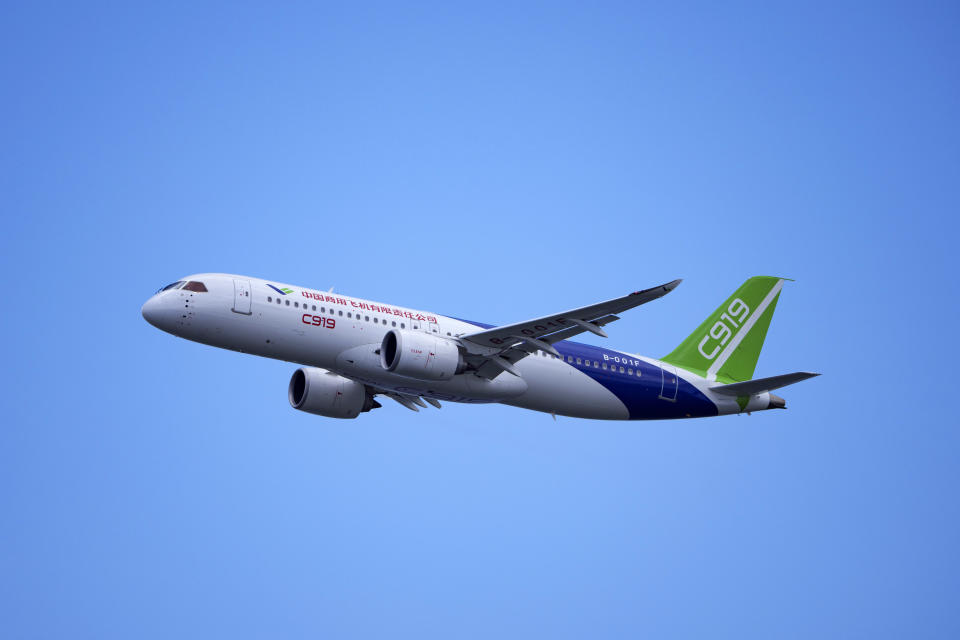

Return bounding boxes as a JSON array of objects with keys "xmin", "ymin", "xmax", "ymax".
[{"xmin": 141, "ymin": 274, "xmax": 818, "ymax": 420}]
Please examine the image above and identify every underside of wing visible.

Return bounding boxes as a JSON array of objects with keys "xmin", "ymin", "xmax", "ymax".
[
  {"xmin": 371, "ymin": 387, "xmax": 443, "ymax": 412},
  {"xmin": 710, "ymin": 371, "xmax": 820, "ymax": 396}
]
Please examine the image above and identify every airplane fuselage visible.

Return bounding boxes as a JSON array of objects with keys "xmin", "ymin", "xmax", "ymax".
[{"xmin": 142, "ymin": 273, "xmax": 778, "ymax": 420}]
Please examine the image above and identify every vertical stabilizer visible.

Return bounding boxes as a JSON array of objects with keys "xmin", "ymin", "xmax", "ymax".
[{"xmin": 661, "ymin": 276, "xmax": 786, "ymax": 383}]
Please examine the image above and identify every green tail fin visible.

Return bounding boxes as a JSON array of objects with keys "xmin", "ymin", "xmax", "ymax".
[{"xmin": 661, "ymin": 276, "xmax": 786, "ymax": 383}]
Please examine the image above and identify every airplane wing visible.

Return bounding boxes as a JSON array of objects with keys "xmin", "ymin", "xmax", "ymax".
[
  {"xmin": 460, "ymin": 279, "xmax": 682, "ymax": 378},
  {"xmin": 368, "ymin": 387, "xmax": 442, "ymax": 412}
]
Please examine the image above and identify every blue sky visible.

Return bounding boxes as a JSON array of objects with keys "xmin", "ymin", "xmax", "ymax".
[{"xmin": 2, "ymin": 2, "xmax": 958, "ymax": 638}]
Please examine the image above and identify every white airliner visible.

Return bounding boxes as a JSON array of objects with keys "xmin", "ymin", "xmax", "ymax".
[{"xmin": 141, "ymin": 274, "xmax": 817, "ymax": 420}]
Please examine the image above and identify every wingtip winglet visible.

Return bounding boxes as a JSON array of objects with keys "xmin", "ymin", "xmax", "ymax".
[{"xmin": 631, "ymin": 279, "xmax": 682, "ymax": 297}]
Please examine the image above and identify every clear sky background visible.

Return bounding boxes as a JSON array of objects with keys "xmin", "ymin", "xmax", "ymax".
[{"xmin": 2, "ymin": 2, "xmax": 958, "ymax": 638}]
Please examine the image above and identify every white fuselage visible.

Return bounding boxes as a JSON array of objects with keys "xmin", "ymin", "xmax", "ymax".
[{"xmin": 142, "ymin": 273, "xmax": 767, "ymax": 420}]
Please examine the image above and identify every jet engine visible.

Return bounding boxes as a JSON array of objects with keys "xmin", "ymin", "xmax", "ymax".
[
  {"xmin": 288, "ymin": 367, "xmax": 379, "ymax": 419},
  {"xmin": 380, "ymin": 329, "xmax": 465, "ymax": 381}
]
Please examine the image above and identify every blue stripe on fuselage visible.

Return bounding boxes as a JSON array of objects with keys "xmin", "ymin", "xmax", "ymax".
[
  {"xmin": 551, "ymin": 342, "xmax": 717, "ymax": 420},
  {"xmin": 447, "ymin": 316, "xmax": 717, "ymax": 420}
]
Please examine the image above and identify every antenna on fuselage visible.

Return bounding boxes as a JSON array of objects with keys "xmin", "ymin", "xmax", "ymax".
[{"xmin": 328, "ymin": 286, "xmax": 334, "ymax": 293}]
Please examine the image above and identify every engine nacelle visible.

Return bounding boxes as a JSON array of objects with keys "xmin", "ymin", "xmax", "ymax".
[
  {"xmin": 288, "ymin": 367, "xmax": 376, "ymax": 419},
  {"xmin": 380, "ymin": 329, "xmax": 464, "ymax": 381}
]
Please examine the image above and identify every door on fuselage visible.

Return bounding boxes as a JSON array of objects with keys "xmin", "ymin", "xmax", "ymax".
[
  {"xmin": 413, "ymin": 314, "xmax": 439, "ymax": 335},
  {"xmin": 232, "ymin": 279, "xmax": 252, "ymax": 315},
  {"xmin": 659, "ymin": 364, "xmax": 679, "ymax": 402}
]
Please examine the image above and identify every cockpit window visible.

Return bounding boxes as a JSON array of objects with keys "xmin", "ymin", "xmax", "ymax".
[
  {"xmin": 182, "ymin": 281, "xmax": 208, "ymax": 292},
  {"xmin": 159, "ymin": 281, "xmax": 185, "ymax": 292}
]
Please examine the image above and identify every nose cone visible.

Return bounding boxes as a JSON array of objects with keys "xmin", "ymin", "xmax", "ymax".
[{"xmin": 141, "ymin": 295, "xmax": 166, "ymax": 330}]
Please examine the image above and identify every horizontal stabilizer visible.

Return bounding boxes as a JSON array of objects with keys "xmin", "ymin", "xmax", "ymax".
[{"xmin": 710, "ymin": 371, "xmax": 820, "ymax": 396}]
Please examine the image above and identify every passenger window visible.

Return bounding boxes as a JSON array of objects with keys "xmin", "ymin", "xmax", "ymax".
[
  {"xmin": 294, "ymin": 302, "xmax": 299, "ymax": 308},
  {"xmin": 628, "ymin": 368, "xmax": 633, "ymax": 375},
  {"xmin": 321, "ymin": 307, "xmax": 325, "ymax": 313},
  {"xmin": 393, "ymin": 321, "xmax": 397, "ymax": 327},
  {"xmin": 602, "ymin": 363, "xmax": 607, "ymax": 370},
  {"xmin": 594, "ymin": 361, "xmax": 599, "ymax": 368},
  {"xmin": 401, "ymin": 323, "xmax": 405, "ymax": 328},
  {"xmin": 567, "ymin": 356, "xmax": 573, "ymax": 363},
  {"xmin": 339, "ymin": 310, "xmax": 343, "ymax": 316},
  {"xmin": 285, "ymin": 300, "xmax": 290, "ymax": 306},
  {"xmin": 312, "ymin": 305, "xmax": 316, "ymax": 311},
  {"xmin": 636, "ymin": 369, "xmax": 642, "ymax": 376},
  {"xmin": 347, "ymin": 312, "xmax": 352, "ymax": 318},
  {"xmin": 267, "ymin": 296, "xmax": 272, "ymax": 303},
  {"xmin": 576, "ymin": 357, "xmax": 582, "ymax": 365},
  {"xmin": 619, "ymin": 366, "xmax": 625, "ymax": 373},
  {"xmin": 276, "ymin": 298, "xmax": 281, "ymax": 304},
  {"xmin": 365, "ymin": 316, "xmax": 370, "ymax": 322}
]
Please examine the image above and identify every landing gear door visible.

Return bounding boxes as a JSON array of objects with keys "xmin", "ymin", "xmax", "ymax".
[
  {"xmin": 232, "ymin": 279, "xmax": 252, "ymax": 315},
  {"xmin": 659, "ymin": 364, "xmax": 679, "ymax": 402}
]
